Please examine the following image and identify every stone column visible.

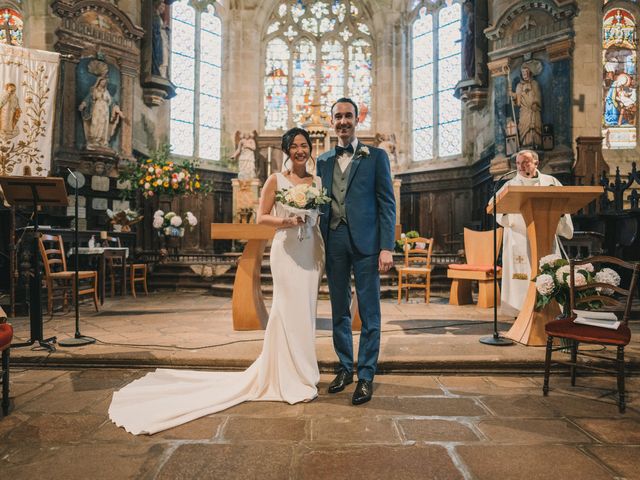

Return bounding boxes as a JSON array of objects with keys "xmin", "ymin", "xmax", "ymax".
[{"xmin": 488, "ymin": 58, "xmax": 511, "ymax": 177}]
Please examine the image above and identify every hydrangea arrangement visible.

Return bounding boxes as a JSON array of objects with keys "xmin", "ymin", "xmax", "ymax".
[
  {"xmin": 152, "ymin": 210, "xmax": 198, "ymax": 237},
  {"xmin": 534, "ymin": 254, "xmax": 621, "ymax": 312}
]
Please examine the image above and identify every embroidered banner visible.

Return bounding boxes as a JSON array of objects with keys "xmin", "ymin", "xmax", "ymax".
[{"xmin": 0, "ymin": 44, "xmax": 60, "ymax": 176}]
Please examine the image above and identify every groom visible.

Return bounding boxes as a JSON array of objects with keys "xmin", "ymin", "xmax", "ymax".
[{"xmin": 317, "ymin": 97, "xmax": 396, "ymax": 405}]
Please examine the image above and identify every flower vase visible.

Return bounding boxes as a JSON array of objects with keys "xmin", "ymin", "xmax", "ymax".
[
  {"xmin": 557, "ymin": 301, "xmax": 575, "ymax": 354},
  {"xmin": 165, "ymin": 235, "xmax": 181, "ymax": 255}
]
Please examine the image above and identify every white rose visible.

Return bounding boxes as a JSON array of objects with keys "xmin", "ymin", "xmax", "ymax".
[
  {"xmin": 535, "ymin": 274, "xmax": 555, "ymax": 296},
  {"xmin": 360, "ymin": 146, "xmax": 370, "ymax": 156},
  {"xmin": 308, "ymin": 186, "xmax": 320, "ymax": 197},
  {"xmin": 539, "ymin": 254, "xmax": 562, "ymax": 269},
  {"xmin": 148, "ymin": 166, "xmax": 154, "ymax": 173},
  {"xmin": 178, "ymin": 172, "xmax": 185, "ymax": 180},
  {"xmin": 170, "ymin": 216, "xmax": 183, "ymax": 227},
  {"xmin": 152, "ymin": 217, "xmax": 163, "ymax": 229},
  {"xmin": 144, "ymin": 182, "xmax": 150, "ymax": 189},
  {"xmin": 291, "ymin": 190, "xmax": 308, "ymax": 208}
]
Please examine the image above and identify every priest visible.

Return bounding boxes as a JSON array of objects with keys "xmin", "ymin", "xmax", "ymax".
[{"xmin": 495, "ymin": 150, "xmax": 574, "ymax": 317}]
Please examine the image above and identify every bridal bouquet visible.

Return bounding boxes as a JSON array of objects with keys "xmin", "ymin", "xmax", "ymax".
[
  {"xmin": 275, "ymin": 182, "xmax": 331, "ymax": 241},
  {"xmin": 534, "ymin": 254, "xmax": 621, "ymax": 313}
]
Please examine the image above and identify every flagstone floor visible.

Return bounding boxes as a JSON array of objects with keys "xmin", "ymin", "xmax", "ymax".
[
  {"xmin": 2, "ymin": 291, "xmax": 640, "ymax": 478},
  {"xmin": 1, "ymin": 369, "xmax": 639, "ymax": 479}
]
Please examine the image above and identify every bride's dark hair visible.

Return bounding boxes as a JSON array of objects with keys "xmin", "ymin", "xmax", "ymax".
[{"xmin": 281, "ymin": 127, "xmax": 312, "ymax": 155}]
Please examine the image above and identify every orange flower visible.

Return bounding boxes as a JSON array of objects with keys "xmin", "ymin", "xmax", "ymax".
[{"xmin": 172, "ymin": 183, "xmax": 178, "ymax": 189}]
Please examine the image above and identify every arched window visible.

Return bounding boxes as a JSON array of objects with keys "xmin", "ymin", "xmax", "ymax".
[
  {"xmin": 602, "ymin": 6, "xmax": 637, "ymax": 149},
  {"xmin": 411, "ymin": 2, "xmax": 462, "ymax": 161},
  {"xmin": 264, "ymin": 0, "xmax": 373, "ymax": 130},
  {"xmin": 0, "ymin": 7, "xmax": 23, "ymax": 46},
  {"xmin": 170, "ymin": 1, "xmax": 222, "ymax": 161}
]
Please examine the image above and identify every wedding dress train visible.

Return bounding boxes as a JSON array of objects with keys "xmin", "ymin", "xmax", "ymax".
[{"xmin": 109, "ymin": 173, "xmax": 324, "ymax": 434}]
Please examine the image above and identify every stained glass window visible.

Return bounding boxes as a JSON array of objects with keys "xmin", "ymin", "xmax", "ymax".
[
  {"xmin": 264, "ymin": 1, "xmax": 374, "ymax": 130},
  {"xmin": 602, "ymin": 7, "xmax": 637, "ymax": 149},
  {"xmin": 0, "ymin": 8, "xmax": 23, "ymax": 46},
  {"xmin": 170, "ymin": 1, "xmax": 222, "ymax": 161},
  {"xmin": 412, "ymin": 2, "xmax": 462, "ymax": 161}
]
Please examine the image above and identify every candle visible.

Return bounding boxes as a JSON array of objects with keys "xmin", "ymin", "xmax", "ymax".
[
  {"xmin": 267, "ymin": 146, "xmax": 272, "ymax": 176},
  {"xmin": 100, "ymin": 231, "xmax": 108, "ymax": 240}
]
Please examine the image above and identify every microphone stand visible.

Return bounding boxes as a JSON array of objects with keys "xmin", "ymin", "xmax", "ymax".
[
  {"xmin": 59, "ymin": 169, "xmax": 95, "ymax": 347},
  {"xmin": 479, "ymin": 169, "xmax": 517, "ymax": 346}
]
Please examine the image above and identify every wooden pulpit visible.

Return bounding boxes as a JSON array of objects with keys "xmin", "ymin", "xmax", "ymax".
[
  {"xmin": 487, "ymin": 185, "xmax": 603, "ymax": 346},
  {"xmin": 211, "ymin": 223, "xmax": 363, "ymax": 331}
]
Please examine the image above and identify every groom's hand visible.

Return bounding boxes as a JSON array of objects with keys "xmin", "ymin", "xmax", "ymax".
[{"xmin": 378, "ymin": 250, "xmax": 394, "ymax": 272}]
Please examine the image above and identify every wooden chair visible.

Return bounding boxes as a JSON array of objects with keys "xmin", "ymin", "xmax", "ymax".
[
  {"xmin": 543, "ymin": 256, "xmax": 639, "ymax": 413},
  {"xmin": 447, "ymin": 227, "xmax": 503, "ymax": 308},
  {"xmin": 0, "ymin": 306, "xmax": 12, "ymax": 416},
  {"xmin": 397, "ymin": 237, "xmax": 434, "ymax": 303},
  {"xmin": 106, "ymin": 237, "xmax": 148, "ymax": 298},
  {"xmin": 38, "ymin": 234, "xmax": 99, "ymax": 315}
]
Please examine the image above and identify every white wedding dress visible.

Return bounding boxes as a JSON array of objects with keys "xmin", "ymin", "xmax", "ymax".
[{"xmin": 109, "ymin": 173, "xmax": 324, "ymax": 435}]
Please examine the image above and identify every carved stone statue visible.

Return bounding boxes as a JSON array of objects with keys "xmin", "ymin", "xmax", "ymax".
[
  {"xmin": 0, "ymin": 83, "xmax": 21, "ymax": 141},
  {"xmin": 375, "ymin": 132, "xmax": 399, "ymax": 174},
  {"xmin": 152, "ymin": 0, "xmax": 170, "ymax": 78},
  {"xmin": 511, "ymin": 64, "xmax": 542, "ymax": 148},
  {"xmin": 462, "ymin": 0, "xmax": 475, "ymax": 80},
  {"xmin": 232, "ymin": 130, "xmax": 258, "ymax": 180},
  {"xmin": 78, "ymin": 76, "xmax": 123, "ymax": 150}
]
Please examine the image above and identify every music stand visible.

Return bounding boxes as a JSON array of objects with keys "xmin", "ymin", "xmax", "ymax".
[{"xmin": 0, "ymin": 176, "xmax": 68, "ymax": 352}]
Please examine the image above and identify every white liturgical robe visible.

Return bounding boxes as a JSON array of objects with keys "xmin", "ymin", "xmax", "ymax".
[{"xmin": 495, "ymin": 171, "xmax": 574, "ymax": 317}]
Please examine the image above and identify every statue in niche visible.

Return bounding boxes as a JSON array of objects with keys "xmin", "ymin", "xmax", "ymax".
[
  {"xmin": 461, "ymin": 1, "xmax": 475, "ymax": 80},
  {"xmin": 232, "ymin": 130, "xmax": 258, "ymax": 180},
  {"xmin": 152, "ymin": 0, "xmax": 170, "ymax": 78},
  {"xmin": 375, "ymin": 133, "xmax": 399, "ymax": 175},
  {"xmin": 510, "ymin": 64, "xmax": 542, "ymax": 148},
  {"xmin": 0, "ymin": 83, "xmax": 21, "ymax": 141},
  {"xmin": 79, "ymin": 72, "xmax": 123, "ymax": 150}
]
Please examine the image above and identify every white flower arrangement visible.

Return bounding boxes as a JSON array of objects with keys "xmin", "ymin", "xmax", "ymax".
[
  {"xmin": 152, "ymin": 210, "xmax": 198, "ymax": 237},
  {"xmin": 539, "ymin": 253, "xmax": 562, "ymax": 270},
  {"xmin": 274, "ymin": 182, "xmax": 331, "ymax": 241},
  {"xmin": 594, "ymin": 268, "xmax": 621, "ymax": 295},
  {"xmin": 535, "ymin": 258, "xmax": 624, "ymax": 313},
  {"xmin": 535, "ymin": 274, "xmax": 555, "ymax": 296},
  {"xmin": 359, "ymin": 145, "xmax": 370, "ymax": 156}
]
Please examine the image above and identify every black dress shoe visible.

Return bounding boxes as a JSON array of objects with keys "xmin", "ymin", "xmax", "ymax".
[
  {"xmin": 352, "ymin": 379, "xmax": 373, "ymax": 405},
  {"xmin": 328, "ymin": 370, "xmax": 353, "ymax": 394}
]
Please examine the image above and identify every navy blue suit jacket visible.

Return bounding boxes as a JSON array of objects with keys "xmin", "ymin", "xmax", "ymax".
[{"xmin": 317, "ymin": 142, "xmax": 396, "ymax": 256}]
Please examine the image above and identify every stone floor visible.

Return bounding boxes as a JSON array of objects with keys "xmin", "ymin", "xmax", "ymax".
[
  {"xmin": 7, "ymin": 291, "xmax": 640, "ymax": 371},
  {"xmin": 1, "ymin": 369, "xmax": 639, "ymax": 479},
  {"xmin": 2, "ymin": 291, "xmax": 640, "ymax": 478}
]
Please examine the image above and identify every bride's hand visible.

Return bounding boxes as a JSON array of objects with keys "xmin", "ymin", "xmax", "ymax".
[{"xmin": 282, "ymin": 216, "xmax": 305, "ymax": 227}]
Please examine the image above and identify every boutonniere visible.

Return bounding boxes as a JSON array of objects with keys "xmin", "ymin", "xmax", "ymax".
[{"xmin": 358, "ymin": 146, "xmax": 370, "ymax": 157}]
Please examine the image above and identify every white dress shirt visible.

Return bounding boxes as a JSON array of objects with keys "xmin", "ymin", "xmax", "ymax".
[{"xmin": 337, "ymin": 138, "xmax": 359, "ymax": 173}]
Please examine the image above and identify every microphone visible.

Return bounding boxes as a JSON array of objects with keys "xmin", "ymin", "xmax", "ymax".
[{"xmin": 496, "ymin": 169, "xmax": 517, "ymax": 183}]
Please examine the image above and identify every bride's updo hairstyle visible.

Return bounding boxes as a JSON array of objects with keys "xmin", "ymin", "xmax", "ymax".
[{"xmin": 281, "ymin": 127, "xmax": 314, "ymax": 172}]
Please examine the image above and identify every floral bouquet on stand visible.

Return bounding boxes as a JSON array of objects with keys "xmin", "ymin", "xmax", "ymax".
[
  {"xmin": 534, "ymin": 254, "xmax": 622, "ymax": 314},
  {"xmin": 106, "ymin": 209, "xmax": 143, "ymax": 232},
  {"xmin": 275, "ymin": 182, "xmax": 331, "ymax": 241},
  {"xmin": 119, "ymin": 145, "xmax": 211, "ymax": 199},
  {"xmin": 152, "ymin": 210, "xmax": 198, "ymax": 237}
]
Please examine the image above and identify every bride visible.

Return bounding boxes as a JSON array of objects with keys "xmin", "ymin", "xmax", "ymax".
[{"xmin": 109, "ymin": 128, "xmax": 324, "ymax": 434}]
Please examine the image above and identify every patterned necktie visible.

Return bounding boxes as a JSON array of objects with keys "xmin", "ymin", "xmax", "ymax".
[{"xmin": 335, "ymin": 144, "xmax": 355, "ymax": 157}]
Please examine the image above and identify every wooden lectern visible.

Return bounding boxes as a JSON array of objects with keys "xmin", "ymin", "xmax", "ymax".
[
  {"xmin": 487, "ymin": 185, "xmax": 603, "ymax": 346},
  {"xmin": 211, "ymin": 223, "xmax": 364, "ymax": 331}
]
